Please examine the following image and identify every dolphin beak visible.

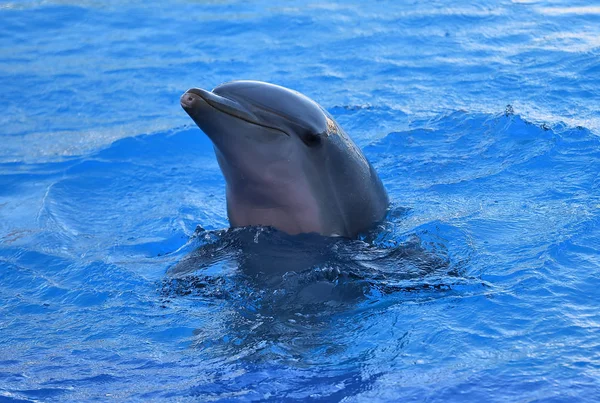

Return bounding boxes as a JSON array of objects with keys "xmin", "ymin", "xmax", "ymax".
[{"xmin": 180, "ymin": 87, "xmax": 259, "ymax": 123}]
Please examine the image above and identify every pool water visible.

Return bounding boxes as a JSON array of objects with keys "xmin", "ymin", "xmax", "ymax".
[{"xmin": 1, "ymin": 1, "xmax": 600, "ymax": 401}]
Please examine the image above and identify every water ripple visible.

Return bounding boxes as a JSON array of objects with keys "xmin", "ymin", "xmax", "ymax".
[{"xmin": 2, "ymin": 0, "xmax": 600, "ymax": 401}]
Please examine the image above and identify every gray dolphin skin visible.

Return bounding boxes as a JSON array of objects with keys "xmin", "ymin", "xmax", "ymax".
[{"xmin": 180, "ymin": 81, "xmax": 388, "ymax": 238}]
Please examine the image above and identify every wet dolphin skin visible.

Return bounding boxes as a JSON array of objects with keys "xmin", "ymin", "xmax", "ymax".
[{"xmin": 180, "ymin": 81, "xmax": 388, "ymax": 238}]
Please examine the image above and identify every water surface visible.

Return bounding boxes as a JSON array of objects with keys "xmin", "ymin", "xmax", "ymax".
[{"xmin": 1, "ymin": 1, "xmax": 600, "ymax": 401}]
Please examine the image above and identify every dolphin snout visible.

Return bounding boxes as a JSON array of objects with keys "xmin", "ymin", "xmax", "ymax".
[
  {"xmin": 180, "ymin": 91, "xmax": 201, "ymax": 109},
  {"xmin": 180, "ymin": 87, "xmax": 259, "ymax": 123}
]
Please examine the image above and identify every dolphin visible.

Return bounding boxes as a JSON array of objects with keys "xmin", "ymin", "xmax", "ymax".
[{"xmin": 180, "ymin": 80, "xmax": 388, "ymax": 238}]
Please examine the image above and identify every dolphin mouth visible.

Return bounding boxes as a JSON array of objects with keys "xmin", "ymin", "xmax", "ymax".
[
  {"xmin": 181, "ymin": 88, "xmax": 258, "ymax": 122},
  {"xmin": 181, "ymin": 88, "xmax": 288, "ymax": 135}
]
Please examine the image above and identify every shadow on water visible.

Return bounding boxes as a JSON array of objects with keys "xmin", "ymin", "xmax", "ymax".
[
  {"xmin": 160, "ymin": 207, "xmax": 482, "ymax": 364},
  {"xmin": 165, "ymin": 221, "xmax": 465, "ymax": 300}
]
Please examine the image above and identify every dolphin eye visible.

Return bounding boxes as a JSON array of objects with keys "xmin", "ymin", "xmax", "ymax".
[{"xmin": 303, "ymin": 131, "xmax": 322, "ymax": 147}]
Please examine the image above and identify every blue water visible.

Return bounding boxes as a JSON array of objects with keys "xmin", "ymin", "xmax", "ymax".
[{"xmin": 1, "ymin": 0, "xmax": 600, "ymax": 401}]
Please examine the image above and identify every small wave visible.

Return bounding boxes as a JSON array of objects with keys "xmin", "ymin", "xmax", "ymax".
[{"xmin": 162, "ymin": 220, "xmax": 476, "ymax": 307}]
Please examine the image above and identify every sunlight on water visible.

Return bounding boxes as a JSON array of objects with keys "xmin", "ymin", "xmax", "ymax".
[{"xmin": 536, "ymin": 6, "xmax": 600, "ymax": 15}]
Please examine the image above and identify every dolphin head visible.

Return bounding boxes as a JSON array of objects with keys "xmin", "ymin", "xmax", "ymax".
[
  {"xmin": 180, "ymin": 80, "xmax": 388, "ymax": 237},
  {"xmin": 180, "ymin": 80, "xmax": 330, "ymax": 149},
  {"xmin": 181, "ymin": 81, "xmax": 334, "ymax": 234}
]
